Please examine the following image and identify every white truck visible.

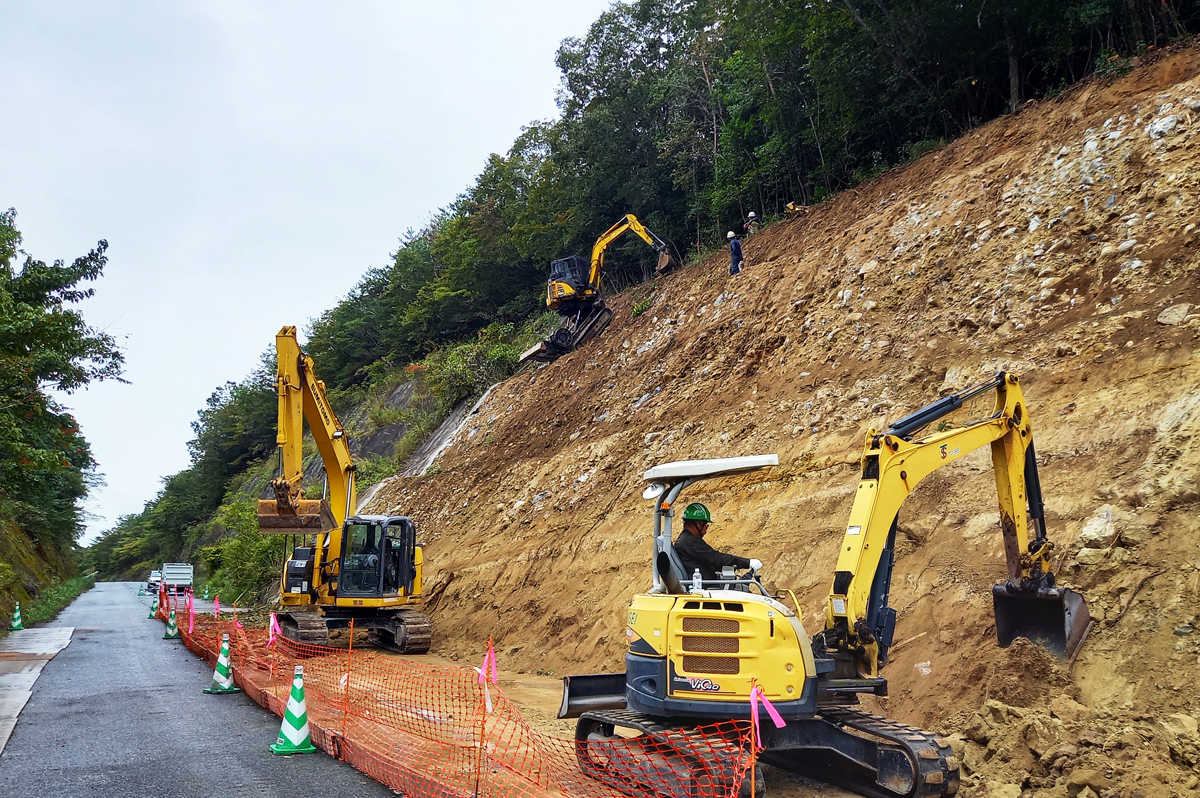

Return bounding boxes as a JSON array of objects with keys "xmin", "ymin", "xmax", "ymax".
[{"xmin": 160, "ymin": 562, "xmax": 194, "ymax": 593}]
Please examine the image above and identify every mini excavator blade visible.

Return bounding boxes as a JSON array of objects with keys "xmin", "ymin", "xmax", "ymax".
[{"xmin": 992, "ymin": 584, "xmax": 1091, "ymax": 659}]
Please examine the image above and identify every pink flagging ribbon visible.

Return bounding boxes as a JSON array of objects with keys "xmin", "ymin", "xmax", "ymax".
[
  {"xmin": 477, "ymin": 639, "xmax": 498, "ymax": 684},
  {"xmin": 213, "ymin": 595, "xmax": 220, "ymax": 619},
  {"xmin": 187, "ymin": 591, "xmax": 194, "ymax": 634},
  {"xmin": 267, "ymin": 613, "xmax": 283, "ymax": 647},
  {"xmin": 476, "ymin": 639, "xmax": 499, "ymax": 713},
  {"xmin": 749, "ymin": 684, "xmax": 786, "ymax": 749}
]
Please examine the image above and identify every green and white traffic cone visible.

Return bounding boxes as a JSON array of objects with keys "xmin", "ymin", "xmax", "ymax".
[
  {"xmin": 8, "ymin": 603, "xmax": 22, "ymax": 631},
  {"xmin": 203, "ymin": 585, "xmax": 210, "ymax": 600},
  {"xmin": 162, "ymin": 608, "xmax": 180, "ymax": 640},
  {"xmin": 138, "ymin": 585, "xmax": 146, "ymax": 596},
  {"xmin": 269, "ymin": 665, "xmax": 318, "ymax": 755},
  {"xmin": 148, "ymin": 595, "xmax": 158, "ymax": 620},
  {"xmin": 204, "ymin": 633, "xmax": 242, "ymax": 695}
]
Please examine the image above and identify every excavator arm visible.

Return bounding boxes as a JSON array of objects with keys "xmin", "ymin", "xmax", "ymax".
[
  {"xmin": 822, "ymin": 372, "xmax": 1088, "ymax": 672},
  {"xmin": 256, "ymin": 326, "xmax": 357, "ymax": 605},
  {"xmin": 587, "ymin": 213, "xmax": 678, "ymax": 290}
]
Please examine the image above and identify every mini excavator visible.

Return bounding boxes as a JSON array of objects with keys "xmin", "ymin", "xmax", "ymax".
[
  {"xmin": 256, "ymin": 326, "xmax": 432, "ymax": 653},
  {"xmin": 560, "ymin": 372, "xmax": 1090, "ymax": 798},
  {"xmin": 520, "ymin": 213, "xmax": 680, "ymax": 364}
]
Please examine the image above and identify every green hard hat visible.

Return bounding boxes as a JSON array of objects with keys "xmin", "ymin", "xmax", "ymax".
[{"xmin": 683, "ymin": 503, "xmax": 711, "ymax": 522}]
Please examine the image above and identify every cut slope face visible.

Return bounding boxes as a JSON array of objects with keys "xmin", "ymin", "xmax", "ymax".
[{"xmin": 369, "ymin": 45, "xmax": 1200, "ymax": 795}]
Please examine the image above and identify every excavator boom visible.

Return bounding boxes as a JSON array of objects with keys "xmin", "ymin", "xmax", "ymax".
[{"xmin": 256, "ymin": 326, "xmax": 355, "ymax": 540}]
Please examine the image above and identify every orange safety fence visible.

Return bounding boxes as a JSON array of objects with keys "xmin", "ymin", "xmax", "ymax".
[{"xmin": 155, "ymin": 589, "xmax": 756, "ymax": 798}]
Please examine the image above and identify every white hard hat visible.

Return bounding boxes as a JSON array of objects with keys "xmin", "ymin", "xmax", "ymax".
[
  {"xmin": 748, "ymin": 211, "xmax": 757, "ymax": 218},
  {"xmin": 727, "ymin": 231, "xmax": 736, "ymax": 239}
]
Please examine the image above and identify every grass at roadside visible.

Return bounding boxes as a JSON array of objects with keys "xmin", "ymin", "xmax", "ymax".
[{"xmin": 4, "ymin": 574, "xmax": 96, "ymax": 632}]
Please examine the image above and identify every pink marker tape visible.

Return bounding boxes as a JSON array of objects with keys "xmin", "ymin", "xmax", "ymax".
[
  {"xmin": 268, "ymin": 613, "xmax": 282, "ymax": 647},
  {"xmin": 477, "ymin": 641, "xmax": 499, "ymax": 685},
  {"xmin": 749, "ymin": 684, "xmax": 786, "ymax": 749}
]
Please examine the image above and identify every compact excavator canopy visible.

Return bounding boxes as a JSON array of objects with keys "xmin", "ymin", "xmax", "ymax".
[{"xmin": 642, "ymin": 454, "xmax": 779, "ymax": 485}]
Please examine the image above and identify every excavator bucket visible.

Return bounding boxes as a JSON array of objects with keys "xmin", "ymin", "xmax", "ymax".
[
  {"xmin": 656, "ymin": 250, "xmax": 681, "ymax": 274},
  {"xmin": 257, "ymin": 499, "xmax": 337, "ymax": 534},
  {"xmin": 992, "ymin": 584, "xmax": 1091, "ymax": 660}
]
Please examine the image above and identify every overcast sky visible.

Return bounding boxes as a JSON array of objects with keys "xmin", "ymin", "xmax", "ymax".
[{"xmin": 2, "ymin": 1, "xmax": 613, "ymax": 545}]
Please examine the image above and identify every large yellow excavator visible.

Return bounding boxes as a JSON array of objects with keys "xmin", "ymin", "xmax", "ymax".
[
  {"xmin": 520, "ymin": 214, "xmax": 680, "ymax": 364},
  {"xmin": 559, "ymin": 372, "xmax": 1089, "ymax": 798},
  {"xmin": 256, "ymin": 326, "xmax": 431, "ymax": 653}
]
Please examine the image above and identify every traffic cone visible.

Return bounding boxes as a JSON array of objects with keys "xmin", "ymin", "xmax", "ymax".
[
  {"xmin": 148, "ymin": 595, "xmax": 158, "ymax": 619},
  {"xmin": 162, "ymin": 608, "xmax": 180, "ymax": 639},
  {"xmin": 138, "ymin": 585, "xmax": 146, "ymax": 596},
  {"xmin": 204, "ymin": 633, "xmax": 242, "ymax": 694},
  {"xmin": 8, "ymin": 603, "xmax": 22, "ymax": 631},
  {"xmin": 203, "ymin": 585, "xmax": 210, "ymax": 600},
  {"xmin": 269, "ymin": 665, "xmax": 318, "ymax": 755}
]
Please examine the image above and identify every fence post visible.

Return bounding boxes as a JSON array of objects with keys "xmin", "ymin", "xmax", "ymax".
[{"xmin": 341, "ymin": 618, "xmax": 354, "ymax": 746}]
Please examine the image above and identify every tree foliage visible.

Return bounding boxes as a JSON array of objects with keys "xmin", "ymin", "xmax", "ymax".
[{"xmin": 0, "ymin": 209, "xmax": 123, "ymax": 558}]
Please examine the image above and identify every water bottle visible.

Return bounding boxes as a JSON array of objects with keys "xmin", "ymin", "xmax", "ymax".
[{"xmin": 691, "ymin": 568, "xmax": 703, "ymax": 592}]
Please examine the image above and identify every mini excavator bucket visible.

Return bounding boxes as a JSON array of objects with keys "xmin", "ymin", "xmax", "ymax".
[
  {"xmin": 993, "ymin": 584, "xmax": 1091, "ymax": 660},
  {"xmin": 656, "ymin": 250, "xmax": 680, "ymax": 274},
  {"xmin": 257, "ymin": 498, "xmax": 338, "ymax": 534}
]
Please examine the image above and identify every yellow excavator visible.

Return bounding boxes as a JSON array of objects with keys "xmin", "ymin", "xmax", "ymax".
[
  {"xmin": 256, "ymin": 326, "xmax": 431, "ymax": 653},
  {"xmin": 559, "ymin": 372, "xmax": 1089, "ymax": 798},
  {"xmin": 520, "ymin": 213, "xmax": 680, "ymax": 364}
]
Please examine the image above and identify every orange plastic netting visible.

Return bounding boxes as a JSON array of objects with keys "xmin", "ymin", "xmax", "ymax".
[{"xmin": 156, "ymin": 590, "xmax": 755, "ymax": 798}]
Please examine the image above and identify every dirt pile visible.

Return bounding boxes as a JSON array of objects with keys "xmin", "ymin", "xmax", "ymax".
[{"xmin": 367, "ymin": 44, "xmax": 1200, "ymax": 796}]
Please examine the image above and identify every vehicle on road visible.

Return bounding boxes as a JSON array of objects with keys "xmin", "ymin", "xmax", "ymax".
[
  {"xmin": 146, "ymin": 570, "xmax": 162, "ymax": 593},
  {"xmin": 161, "ymin": 562, "xmax": 194, "ymax": 592}
]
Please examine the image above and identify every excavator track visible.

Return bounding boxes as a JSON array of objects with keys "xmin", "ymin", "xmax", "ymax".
[
  {"xmin": 761, "ymin": 706, "xmax": 959, "ymax": 798},
  {"xmin": 574, "ymin": 707, "xmax": 957, "ymax": 798},
  {"xmin": 277, "ymin": 609, "xmax": 433, "ymax": 655},
  {"xmin": 366, "ymin": 609, "xmax": 433, "ymax": 655},
  {"xmin": 575, "ymin": 709, "xmax": 753, "ymax": 798}
]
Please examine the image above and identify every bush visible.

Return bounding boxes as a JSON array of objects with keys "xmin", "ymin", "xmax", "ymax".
[
  {"xmin": 197, "ymin": 499, "xmax": 288, "ymax": 604},
  {"xmin": 18, "ymin": 574, "xmax": 95, "ymax": 626}
]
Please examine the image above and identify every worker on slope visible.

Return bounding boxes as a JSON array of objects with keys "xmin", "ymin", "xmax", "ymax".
[
  {"xmin": 743, "ymin": 211, "xmax": 762, "ymax": 235},
  {"xmin": 674, "ymin": 502, "xmax": 762, "ymax": 583},
  {"xmin": 727, "ymin": 231, "xmax": 744, "ymax": 276}
]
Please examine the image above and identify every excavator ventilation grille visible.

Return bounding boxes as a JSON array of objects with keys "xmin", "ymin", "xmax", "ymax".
[
  {"xmin": 682, "ymin": 617, "xmax": 739, "ymax": 634},
  {"xmin": 682, "ymin": 655, "xmax": 740, "ymax": 675},
  {"xmin": 681, "ymin": 636, "xmax": 739, "ymax": 654}
]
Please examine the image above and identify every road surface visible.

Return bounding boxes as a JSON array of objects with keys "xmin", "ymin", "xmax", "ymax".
[{"xmin": 0, "ymin": 582, "xmax": 395, "ymax": 798}]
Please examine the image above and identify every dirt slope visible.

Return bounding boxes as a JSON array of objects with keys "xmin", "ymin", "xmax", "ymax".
[{"xmin": 368, "ymin": 44, "xmax": 1200, "ymax": 797}]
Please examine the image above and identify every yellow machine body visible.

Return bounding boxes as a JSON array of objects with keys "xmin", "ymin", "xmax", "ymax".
[{"xmin": 257, "ymin": 326, "xmax": 422, "ymax": 613}]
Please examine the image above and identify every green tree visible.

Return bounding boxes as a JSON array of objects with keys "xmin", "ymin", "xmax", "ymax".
[{"xmin": 0, "ymin": 208, "xmax": 123, "ymax": 555}]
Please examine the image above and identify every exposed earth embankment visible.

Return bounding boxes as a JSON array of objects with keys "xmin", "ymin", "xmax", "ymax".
[{"xmin": 369, "ymin": 46, "xmax": 1200, "ymax": 796}]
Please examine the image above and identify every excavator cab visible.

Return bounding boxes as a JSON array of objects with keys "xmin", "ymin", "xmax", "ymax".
[
  {"xmin": 548, "ymin": 255, "xmax": 591, "ymax": 303},
  {"xmin": 337, "ymin": 516, "xmax": 418, "ymax": 598}
]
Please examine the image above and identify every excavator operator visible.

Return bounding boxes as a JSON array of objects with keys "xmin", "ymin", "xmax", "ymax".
[{"xmin": 674, "ymin": 502, "xmax": 762, "ymax": 582}]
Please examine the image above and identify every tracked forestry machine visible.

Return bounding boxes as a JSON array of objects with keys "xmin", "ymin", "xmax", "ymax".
[
  {"xmin": 560, "ymin": 372, "xmax": 1089, "ymax": 798},
  {"xmin": 520, "ymin": 214, "xmax": 680, "ymax": 365},
  {"xmin": 256, "ymin": 326, "xmax": 432, "ymax": 654}
]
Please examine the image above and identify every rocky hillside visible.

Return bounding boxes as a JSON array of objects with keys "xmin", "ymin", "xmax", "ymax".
[{"xmin": 367, "ymin": 45, "xmax": 1200, "ymax": 796}]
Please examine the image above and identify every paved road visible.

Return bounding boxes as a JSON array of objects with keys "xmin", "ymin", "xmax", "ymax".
[{"xmin": 0, "ymin": 582, "xmax": 395, "ymax": 798}]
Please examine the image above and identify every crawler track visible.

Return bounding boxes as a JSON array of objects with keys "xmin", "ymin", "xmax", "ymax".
[
  {"xmin": 278, "ymin": 609, "xmax": 433, "ymax": 655},
  {"xmin": 575, "ymin": 706, "xmax": 958, "ymax": 798}
]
